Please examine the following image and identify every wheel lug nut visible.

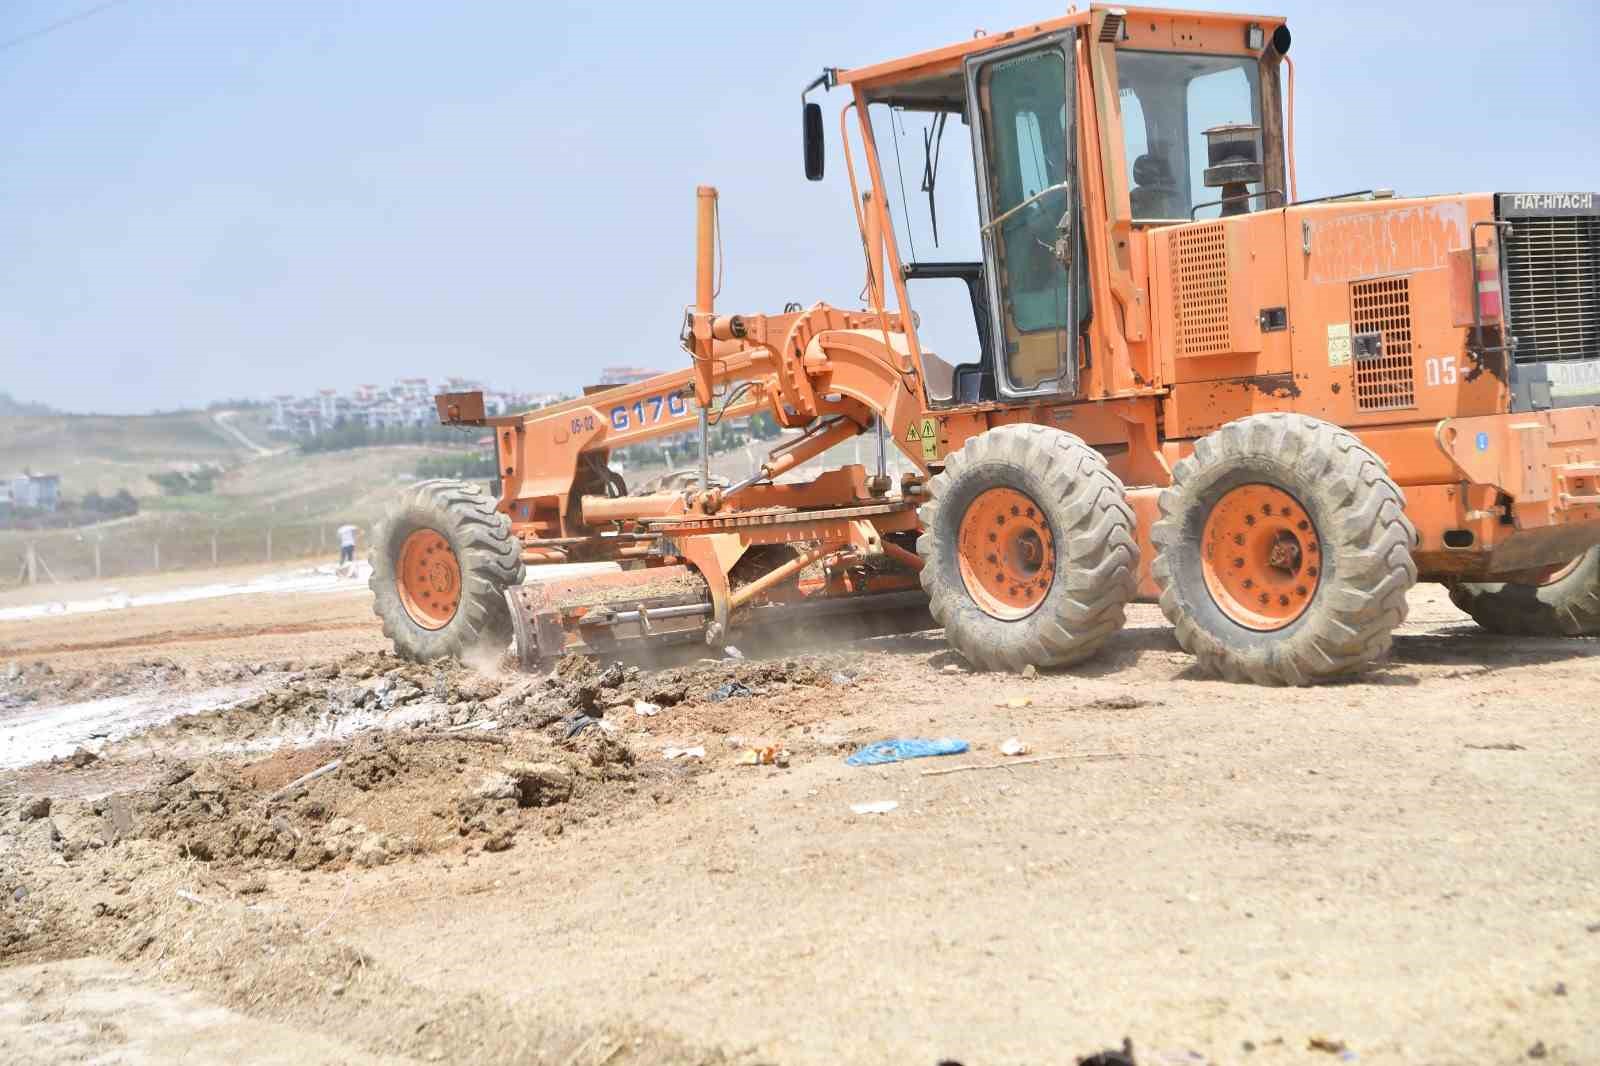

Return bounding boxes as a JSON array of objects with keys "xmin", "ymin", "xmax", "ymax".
[
  {"xmin": 1307, "ymin": 566, "xmax": 1319, "ymax": 577},
  {"xmin": 1233, "ymin": 557, "xmax": 1245, "ymax": 568},
  {"xmin": 1233, "ymin": 533, "xmax": 1244, "ymax": 546},
  {"xmin": 1279, "ymin": 595, "xmax": 1290, "ymax": 607},
  {"xmin": 987, "ymin": 554, "xmax": 998, "ymax": 564},
  {"xmin": 1242, "ymin": 579, "xmax": 1254, "ymax": 589},
  {"xmin": 1297, "ymin": 520, "xmax": 1309, "ymax": 531},
  {"xmin": 1296, "ymin": 585, "xmax": 1308, "ymax": 597},
  {"xmin": 1244, "ymin": 515, "xmax": 1256, "ymax": 526}
]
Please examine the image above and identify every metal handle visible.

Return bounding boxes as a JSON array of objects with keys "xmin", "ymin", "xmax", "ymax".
[{"xmin": 982, "ymin": 180, "xmax": 1072, "ymax": 233}]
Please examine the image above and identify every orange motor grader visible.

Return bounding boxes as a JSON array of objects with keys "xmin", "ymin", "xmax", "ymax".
[{"xmin": 370, "ymin": 4, "xmax": 1600, "ymax": 685}]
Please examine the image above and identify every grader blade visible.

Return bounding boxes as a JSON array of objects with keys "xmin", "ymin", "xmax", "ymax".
[{"xmin": 506, "ymin": 566, "xmax": 714, "ymax": 668}]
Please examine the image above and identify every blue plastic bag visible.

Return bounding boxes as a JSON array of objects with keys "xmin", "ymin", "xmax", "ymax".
[{"xmin": 845, "ymin": 737, "xmax": 969, "ymax": 766}]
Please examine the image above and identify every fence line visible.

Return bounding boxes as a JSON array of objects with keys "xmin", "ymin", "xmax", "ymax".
[{"xmin": 4, "ymin": 522, "xmax": 356, "ymax": 589}]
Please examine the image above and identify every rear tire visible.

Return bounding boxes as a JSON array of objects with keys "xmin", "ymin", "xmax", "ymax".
[
  {"xmin": 1447, "ymin": 547, "xmax": 1600, "ymax": 635},
  {"xmin": 370, "ymin": 480, "xmax": 524, "ymax": 661},
  {"xmin": 916, "ymin": 424, "xmax": 1137, "ymax": 672},
  {"xmin": 1151, "ymin": 413, "xmax": 1416, "ymax": 685}
]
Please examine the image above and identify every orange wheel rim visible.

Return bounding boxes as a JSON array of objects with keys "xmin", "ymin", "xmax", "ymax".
[
  {"xmin": 1201, "ymin": 484, "xmax": 1321, "ymax": 632},
  {"xmin": 956, "ymin": 487, "xmax": 1055, "ymax": 620},
  {"xmin": 397, "ymin": 529, "xmax": 462, "ymax": 630}
]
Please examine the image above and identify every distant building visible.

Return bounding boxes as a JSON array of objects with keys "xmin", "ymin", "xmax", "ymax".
[
  {"xmin": 3, "ymin": 473, "xmax": 61, "ymax": 513},
  {"xmin": 599, "ymin": 366, "xmax": 664, "ymax": 386},
  {"xmin": 263, "ymin": 377, "xmax": 566, "ymax": 439}
]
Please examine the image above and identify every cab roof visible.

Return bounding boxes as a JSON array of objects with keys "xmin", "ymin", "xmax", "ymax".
[{"xmin": 836, "ymin": 4, "xmax": 1285, "ymax": 95}]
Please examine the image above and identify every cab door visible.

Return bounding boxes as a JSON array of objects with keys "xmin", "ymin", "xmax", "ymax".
[{"xmin": 964, "ymin": 34, "xmax": 1080, "ymax": 400}]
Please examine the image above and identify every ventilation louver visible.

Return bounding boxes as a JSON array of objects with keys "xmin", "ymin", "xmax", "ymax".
[{"xmin": 1350, "ymin": 276, "xmax": 1416, "ymax": 411}]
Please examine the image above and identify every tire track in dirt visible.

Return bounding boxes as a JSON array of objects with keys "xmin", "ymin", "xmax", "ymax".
[{"xmin": 16, "ymin": 619, "xmax": 377, "ymax": 656}]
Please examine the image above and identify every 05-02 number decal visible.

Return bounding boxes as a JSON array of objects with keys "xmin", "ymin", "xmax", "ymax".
[{"xmin": 610, "ymin": 392, "xmax": 687, "ymax": 431}]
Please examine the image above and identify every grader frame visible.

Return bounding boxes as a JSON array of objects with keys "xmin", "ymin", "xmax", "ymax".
[{"xmin": 375, "ymin": 4, "xmax": 1600, "ymax": 683}]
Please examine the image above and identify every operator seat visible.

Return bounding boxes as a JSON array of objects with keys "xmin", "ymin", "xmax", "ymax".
[{"xmin": 1129, "ymin": 149, "xmax": 1184, "ymax": 220}]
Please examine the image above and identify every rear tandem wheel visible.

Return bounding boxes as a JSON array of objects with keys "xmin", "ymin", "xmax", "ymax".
[
  {"xmin": 1447, "ymin": 547, "xmax": 1600, "ymax": 635},
  {"xmin": 1151, "ymin": 413, "xmax": 1417, "ymax": 685}
]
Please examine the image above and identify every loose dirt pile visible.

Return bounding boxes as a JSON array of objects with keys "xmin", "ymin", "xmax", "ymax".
[
  {"xmin": 2, "ymin": 645, "xmax": 864, "ymax": 967},
  {"xmin": 1, "ymin": 657, "xmax": 192, "ymax": 712}
]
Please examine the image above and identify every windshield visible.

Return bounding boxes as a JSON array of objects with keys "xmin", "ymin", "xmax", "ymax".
[{"xmin": 1117, "ymin": 51, "xmax": 1262, "ymax": 221}]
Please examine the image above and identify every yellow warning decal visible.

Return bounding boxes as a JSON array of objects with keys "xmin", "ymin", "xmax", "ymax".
[{"xmin": 904, "ymin": 417, "xmax": 939, "ymax": 458}]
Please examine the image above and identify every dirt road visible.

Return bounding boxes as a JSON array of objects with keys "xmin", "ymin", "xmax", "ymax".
[{"xmin": 1, "ymin": 577, "xmax": 1596, "ymax": 1065}]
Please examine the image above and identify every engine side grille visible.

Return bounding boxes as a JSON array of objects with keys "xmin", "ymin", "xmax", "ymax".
[
  {"xmin": 1503, "ymin": 214, "xmax": 1600, "ymax": 363},
  {"xmin": 1170, "ymin": 223, "xmax": 1231, "ymax": 357},
  {"xmin": 1350, "ymin": 276, "xmax": 1416, "ymax": 411}
]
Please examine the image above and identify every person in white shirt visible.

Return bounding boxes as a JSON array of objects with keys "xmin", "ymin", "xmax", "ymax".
[{"xmin": 337, "ymin": 524, "xmax": 359, "ymax": 565}]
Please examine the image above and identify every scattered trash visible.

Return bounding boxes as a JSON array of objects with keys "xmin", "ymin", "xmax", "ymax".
[
  {"xmin": 1553, "ymin": 981, "xmax": 1567, "ymax": 996},
  {"xmin": 1465, "ymin": 741, "xmax": 1526, "ymax": 751},
  {"xmin": 633, "ymin": 700, "xmax": 661, "ymax": 717},
  {"xmin": 663, "ymin": 746, "xmax": 706, "ymax": 760},
  {"xmin": 707, "ymin": 681, "xmax": 754, "ymax": 702},
  {"xmin": 723, "ymin": 645, "xmax": 744, "ymax": 659},
  {"xmin": 561, "ymin": 712, "xmax": 600, "ymax": 739},
  {"xmin": 999, "ymin": 737, "xmax": 1031, "ymax": 756},
  {"xmin": 738, "ymin": 746, "xmax": 790, "ymax": 767},
  {"xmin": 845, "ymin": 737, "xmax": 969, "ymax": 766},
  {"xmin": 996, "ymin": 696, "xmax": 1032, "ymax": 709},
  {"xmin": 67, "ymin": 747, "xmax": 99, "ymax": 768},
  {"xmin": 850, "ymin": 800, "xmax": 898, "ymax": 815},
  {"xmin": 1307, "ymin": 1037, "xmax": 1347, "ymax": 1055},
  {"xmin": 940, "ymin": 663, "xmax": 964, "ymax": 675},
  {"xmin": 830, "ymin": 672, "xmax": 852, "ymax": 686},
  {"xmin": 1021, "ymin": 664, "xmax": 1038, "ymax": 679},
  {"xmin": 1077, "ymin": 1038, "xmax": 1137, "ymax": 1066},
  {"xmin": 1527, "ymin": 1042, "xmax": 1548, "ymax": 1060},
  {"xmin": 596, "ymin": 718, "xmax": 620, "ymax": 736}
]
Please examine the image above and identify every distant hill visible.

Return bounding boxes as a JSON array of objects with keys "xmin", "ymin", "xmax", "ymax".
[
  {"xmin": 0, "ymin": 391, "xmax": 55, "ymax": 417},
  {"xmin": 0, "ymin": 410, "xmax": 265, "ymax": 497}
]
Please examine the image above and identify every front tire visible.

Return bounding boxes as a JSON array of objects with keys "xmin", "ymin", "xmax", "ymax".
[
  {"xmin": 370, "ymin": 480, "xmax": 524, "ymax": 661},
  {"xmin": 1151, "ymin": 414, "xmax": 1416, "ymax": 685},
  {"xmin": 1447, "ymin": 547, "xmax": 1600, "ymax": 635},
  {"xmin": 916, "ymin": 424, "xmax": 1138, "ymax": 672}
]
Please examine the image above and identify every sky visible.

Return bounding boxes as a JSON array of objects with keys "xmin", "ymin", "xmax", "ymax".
[{"xmin": 2, "ymin": 0, "xmax": 1597, "ymax": 415}]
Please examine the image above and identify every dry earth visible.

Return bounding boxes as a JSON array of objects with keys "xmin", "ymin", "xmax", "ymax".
[{"xmin": 1, "ymin": 576, "xmax": 1597, "ymax": 1065}]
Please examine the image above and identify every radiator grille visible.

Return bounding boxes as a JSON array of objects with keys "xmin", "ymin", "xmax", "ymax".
[
  {"xmin": 1503, "ymin": 214, "xmax": 1600, "ymax": 363},
  {"xmin": 1171, "ymin": 223, "xmax": 1231, "ymax": 357},
  {"xmin": 1350, "ymin": 276, "xmax": 1416, "ymax": 411}
]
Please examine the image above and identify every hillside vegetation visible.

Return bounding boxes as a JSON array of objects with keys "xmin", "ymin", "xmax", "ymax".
[{"xmin": 0, "ymin": 410, "xmax": 270, "ymax": 497}]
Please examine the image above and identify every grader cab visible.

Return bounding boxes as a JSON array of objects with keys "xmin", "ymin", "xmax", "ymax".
[{"xmin": 370, "ymin": 5, "xmax": 1600, "ymax": 685}]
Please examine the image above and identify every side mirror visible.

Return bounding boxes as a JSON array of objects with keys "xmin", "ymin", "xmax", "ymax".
[{"xmin": 803, "ymin": 102, "xmax": 825, "ymax": 181}]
